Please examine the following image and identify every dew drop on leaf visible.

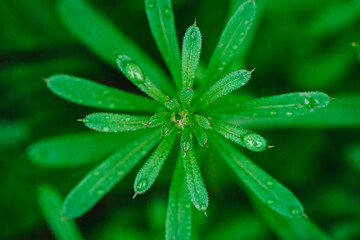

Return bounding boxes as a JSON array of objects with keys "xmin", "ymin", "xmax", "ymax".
[
  {"xmin": 103, "ymin": 126, "xmax": 109, "ymax": 132},
  {"xmin": 148, "ymin": 1, "xmax": 155, "ymax": 8},
  {"xmin": 290, "ymin": 207, "xmax": 301, "ymax": 216},
  {"xmin": 267, "ymin": 198, "xmax": 275, "ymax": 205},
  {"xmin": 136, "ymin": 179, "xmax": 148, "ymax": 192},
  {"xmin": 164, "ymin": 6, "xmax": 171, "ymax": 17},
  {"xmin": 124, "ymin": 62, "xmax": 144, "ymax": 84},
  {"xmin": 242, "ymin": 133, "xmax": 268, "ymax": 152}
]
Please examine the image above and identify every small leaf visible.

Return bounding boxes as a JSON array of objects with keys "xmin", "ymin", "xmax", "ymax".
[
  {"xmin": 210, "ymin": 133, "xmax": 304, "ymax": 218},
  {"xmin": 180, "ymin": 87, "xmax": 194, "ymax": 109},
  {"xmin": 192, "ymin": 125, "xmax": 207, "ymax": 146},
  {"xmin": 58, "ymin": 0, "xmax": 175, "ymax": 95},
  {"xmin": 202, "ymin": 0, "xmax": 256, "ymax": 87},
  {"xmin": 211, "ymin": 119, "xmax": 267, "ymax": 152},
  {"xmin": 181, "ymin": 126, "xmax": 193, "ymax": 153},
  {"xmin": 182, "ymin": 148, "xmax": 208, "ymax": 212},
  {"xmin": 83, "ymin": 113, "xmax": 150, "ymax": 133},
  {"xmin": 196, "ymin": 70, "xmax": 252, "ymax": 110},
  {"xmin": 116, "ymin": 55, "xmax": 170, "ymax": 104},
  {"xmin": 161, "ymin": 122, "xmax": 175, "ymax": 136},
  {"xmin": 63, "ymin": 130, "xmax": 160, "ymax": 218},
  {"xmin": 134, "ymin": 132, "xmax": 176, "ymax": 194},
  {"xmin": 182, "ymin": 23, "xmax": 202, "ymax": 88},
  {"xmin": 207, "ymin": 92, "xmax": 330, "ymax": 118},
  {"xmin": 149, "ymin": 112, "xmax": 172, "ymax": 127},
  {"xmin": 28, "ymin": 132, "xmax": 145, "ymax": 168},
  {"xmin": 166, "ymin": 153, "xmax": 192, "ymax": 240},
  {"xmin": 46, "ymin": 74, "xmax": 162, "ymax": 112},
  {"xmin": 145, "ymin": 0, "xmax": 181, "ymax": 88},
  {"xmin": 194, "ymin": 115, "xmax": 211, "ymax": 129},
  {"xmin": 165, "ymin": 98, "xmax": 181, "ymax": 112},
  {"xmin": 38, "ymin": 184, "xmax": 83, "ymax": 240}
]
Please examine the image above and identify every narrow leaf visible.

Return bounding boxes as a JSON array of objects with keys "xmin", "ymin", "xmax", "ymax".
[
  {"xmin": 165, "ymin": 98, "xmax": 181, "ymax": 112},
  {"xmin": 63, "ymin": 130, "xmax": 160, "ymax": 218},
  {"xmin": 161, "ymin": 122, "xmax": 175, "ymax": 136},
  {"xmin": 134, "ymin": 132, "xmax": 176, "ymax": 194},
  {"xmin": 182, "ymin": 148, "xmax": 208, "ymax": 211},
  {"xmin": 192, "ymin": 125, "xmax": 207, "ymax": 146},
  {"xmin": 83, "ymin": 113, "xmax": 150, "ymax": 133},
  {"xmin": 181, "ymin": 126, "xmax": 193, "ymax": 153},
  {"xmin": 210, "ymin": 133, "xmax": 304, "ymax": 218},
  {"xmin": 58, "ymin": 0, "xmax": 175, "ymax": 95},
  {"xmin": 182, "ymin": 23, "xmax": 202, "ymax": 88},
  {"xmin": 202, "ymin": 0, "xmax": 256, "ymax": 87},
  {"xmin": 149, "ymin": 112, "xmax": 172, "ymax": 127},
  {"xmin": 166, "ymin": 153, "xmax": 192, "ymax": 240},
  {"xmin": 196, "ymin": 70, "xmax": 252, "ymax": 110},
  {"xmin": 145, "ymin": 0, "xmax": 182, "ymax": 88},
  {"xmin": 38, "ymin": 184, "xmax": 83, "ymax": 240},
  {"xmin": 206, "ymin": 92, "xmax": 330, "ymax": 119},
  {"xmin": 28, "ymin": 132, "xmax": 146, "ymax": 168},
  {"xmin": 180, "ymin": 87, "xmax": 194, "ymax": 109},
  {"xmin": 194, "ymin": 115, "xmax": 211, "ymax": 129},
  {"xmin": 117, "ymin": 55, "xmax": 170, "ymax": 104},
  {"xmin": 46, "ymin": 74, "xmax": 162, "ymax": 113},
  {"xmin": 210, "ymin": 119, "xmax": 267, "ymax": 152}
]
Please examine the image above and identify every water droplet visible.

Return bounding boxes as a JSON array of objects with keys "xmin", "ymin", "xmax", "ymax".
[
  {"xmin": 267, "ymin": 198, "xmax": 275, "ymax": 205},
  {"xmin": 244, "ymin": 20, "xmax": 249, "ymax": 25},
  {"xmin": 286, "ymin": 111, "xmax": 293, "ymax": 116},
  {"xmin": 303, "ymin": 96, "xmax": 318, "ymax": 109},
  {"xmin": 290, "ymin": 207, "xmax": 301, "ymax": 215},
  {"xmin": 218, "ymin": 67, "xmax": 224, "ymax": 71},
  {"xmin": 136, "ymin": 179, "xmax": 148, "ymax": 192},
  {"xmin": 103, "ymin": 126, "xmax": 109, "ymax": 132},
  {"xmin": 232, "ymin": 45, "xmax": 238, "ymax": 50},
  {"xmin": 125, "ymin": 62, "xmax": 144, "ymax": 83},
  {"xmin": 109, "ymin": 104, "xmax": 115, "ymax": 108},
  {"xmin": 125, "ymin": 117, "xmax": 130, "ymax": 122},
  {"xmin": 266, "ymin": 180, "xmax": 274, "ymax": 186},
  {"xmin": 270, "ymin": 111, "xmax": 277, "ymax": 116},
  {"xmin": 243, "ymin": 133, "xmax": 268, "ymax": 152},
  {"xmin": 164, "ymin": 6, "xmax": 171, "ymax": 17},
  {"xmin": 93, "ymin": 171, "xmax": 100, "ymax": 176},
  {"xmin": 148, "ymin": 1, "xmax": 154, "ymax": 8}
]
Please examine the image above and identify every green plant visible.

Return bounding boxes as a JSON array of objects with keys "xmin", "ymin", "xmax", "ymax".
[{"xmin": 27, "ymin": 0, "xmax": 333, "ymax": 239}]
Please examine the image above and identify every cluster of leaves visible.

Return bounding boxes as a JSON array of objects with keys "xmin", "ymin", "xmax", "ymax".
[{"xmin": 25, "ymin": 0, "xmax": 339, "ymax": 239}]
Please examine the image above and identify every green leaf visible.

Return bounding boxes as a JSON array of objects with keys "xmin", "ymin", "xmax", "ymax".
[
  {"xmin": 149, "ymin": 112, "xmax": 172, "ymax": 127},
  {"xmin": 145, "ymin": 0, "xmax": 181, "ymax": 88},
  {"xmin": 63, "ymin": 130, "xmax": 160, "ymax": 218},
  {"xmin": 210, "ymin": 119, "xmax": 267, "ymax": 152},
  {"xmin": 134, "ymin": 132, "xmax": 176, "ymax": 195},
  {"xmin": 83, "ymin": 113, "xmax": 150, "ymax": 133},
  {"xmin": 165, "ymin": 98, "xmax": 181, "ymax": 112},
  {"xmin": 182, "ymin": 23, "xmax": 202, "ymax": 88},
  {"xmin": 251, "ymin": 195, "xmax": 331, "ymax": 240},
  {"xmin": 166, "ymin": 153, "xmax": 192, "ymax": 240},
  {"xmin": 116, "ymin": 55, "xmax": 170, "ymax": 104},
  {"xmin": 28, "ymin": 132, "xmax": 146, "ymax": 168},
  {"xmin": 207, "ymin": 92, "xmax": 330, "ymax": 119},
  {"xmin": 46, "ymin": 74, "xmax": 161, "ymax": 113},
  {"xmin": 38, "ymin": 184, "xmax": 83, "ymax": 240},
  {"xmin": 202, "ymin": 0, "xmax": 256, "ymax": 87},
  {"xmin": 180, "ymin": 87, "xmax": 194, "ymax": 110},
  {"xmin": 210, "ymin": 133, "xmax": 304, "ymax": 218},
  {"xmin": 196, "ymin": 70, "xmax": 252, "ymax": 110},
  {"xmin": 161, "ymin": 122, "xmax": 175, "ymax": 136},
  {"xmin": 58, "ymin": 0, "xmax": 175, "ymax": 95},
  {"xmin": 182, "ymin": 148, "xmax": 208, "ymax": 212},
  {"xmin": 353, "ymin": 42, "xmax": 360, "ymax": 63},
  {"xmin": 194, "ymin": 115, "xmax": 211, "ymax": 129},
  {"xmin": 192, "ymin": 125, "xmax": 207, "ymax": 147},
  {"xmin": 181, "ymin": 126, "xmax": 193, "ymax": 153}
]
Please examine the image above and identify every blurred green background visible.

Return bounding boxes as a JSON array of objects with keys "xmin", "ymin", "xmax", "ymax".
[{"xmin": 1, "ymin": 0, "xmax": 360, "ymax": 239}]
